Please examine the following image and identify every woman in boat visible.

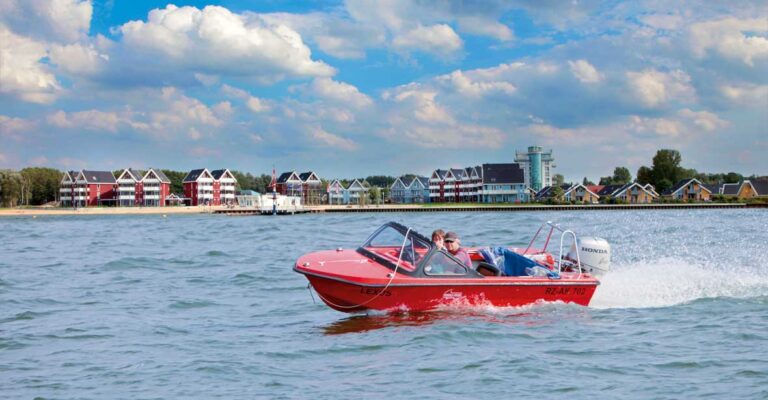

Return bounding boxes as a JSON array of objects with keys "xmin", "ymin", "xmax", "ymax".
[{"xmin": 431, "ymin": 229, "xmax": 445, "ymax": 250}]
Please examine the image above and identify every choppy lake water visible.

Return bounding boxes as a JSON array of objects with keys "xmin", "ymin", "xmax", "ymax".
[{"xmin": 1, "ymin": 210, "xmax": 767, "ymax": 399}]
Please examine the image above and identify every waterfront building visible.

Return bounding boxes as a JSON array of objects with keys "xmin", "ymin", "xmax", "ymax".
[
  {"xmin": 429, "ymin": 169, "xmax": 448, "ymax": 203},
  {"xmin": 662, "ymin": 178, "xmax": 712, "ymax": 201},
  {"xmin": 327, "ymin": 179, "xmax": 349, "ymax": 205},
  {"xmin": 277, "ymin": 170, "xmax": 323, "ymax": 205},
  {"xmin": 720, "ymin": 182, "xmax": 740, "ymax": 196},
  {"xmin": 347, "ymin": 179, "xmax": 369, "ymax": 205},
  {"xmin": 141, "ymin": 168, "xmax": 172, "ymax": 206},
  {"xmin": 183, "ymin": 168, "xmax": 214, "ymax": 206},
  {"xmin": 389, "ymin": 177, "xmax": 409, "ymax": 203},
  {"xmin": 389, "ymin": 176, "xmax": 430, "ymax": 204},
  {"xmin": 464, "ymin": 166, "xmax": 482, "ymax": 202},
  {"xmin": 598, "ymin": 182, "xmax": 658, "ymax": 203},
  {"xmin": 235, "ymin": 190, "xmax": 260, "ymax": 207},
  {"xmin": 298, "ymin": 171, "xmax": 324, "ymax": 205},
  {"xmin": 480, "ymin": 163, "xmax": 529, "ymax": 203},
  {"xmin": 536, "ymin": 183, "xmax": 598, "ymax": 203},
  {"xmin": 409, "ymin": 176, "xmax": 430, "ymax": 203},
  {"xmin": 59, "ymin": 170, "xmax": 117, "ymax": 207},
  {"xmin": 115, "ymin": 168, "xmax": 143, "ymax": 207},
  {"xmin": 736, "ymin": 179, "xmax": 768, "ymax": 199},
  {"xmin": 565, "ymin": 183, "xmax": 600, "ymax": 203},
  {"xmin": 514, "ymin": 146, "xmax": 556, "ymax": 192},
  {"xmin": 211, "ymin": 169, "xmax": 237, "ymax": 206}
]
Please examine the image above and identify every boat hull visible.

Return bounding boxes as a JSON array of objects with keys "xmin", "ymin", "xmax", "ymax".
[{"xmin": 302, "ymin": 271, "xmax": 598, "ymax": 313}]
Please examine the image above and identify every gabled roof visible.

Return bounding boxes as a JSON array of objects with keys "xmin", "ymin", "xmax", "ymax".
[
  {"xmin": 143, "ymin": 168, "xmax": 171, "ymax": 183},
  {"xmin": 721, "ymin": 183, "xmax": 740, "ymax": 196},
  {"xmin": 644, "ymin": 183, "xmax": 659, "ymax": 197},
  {"xmin": 153, "ymin": 169, "xmax": 171, "ymax": 183},
  {"xmin": 535, "ymin": 184, "xmax": 571, "ymax": 199},
  {"xmin": 183, "ymin": 168, "xmax": 211, "ymax": 183},
  {"xmin": 662, "ymin": 178, "xmax": 710, "ymax": 196},
  {"xmin": 743, "ymin": 179, "xmax": 768, "ymax": 196},
  {"xmin": 753, "ymin": 179, "xmax": 768, "ymax": 195},
  {"xmin": 612, "ymin": 182, "xmax": 657, "ymax": 198},
  {"xmin": 703, "ymin": 184, "xmax": 720, "ymax": 194},
  {"xmin": 328, "ymin": 179, "xmax": 347, "ymax": 191},
  {"xmin": 469, "ymin": 166, "xmax": 481, "ymax": 179},
  {"xmin": 390, "ymin": 177, "xmax": 407, "ymax": 190},
  {"xmin": 596, "ymin": 184, "xmax": 624, "ymax": 197},
  {"xmin": 61, "ymin": 171, "xmax": 75, "ymax": 183},
  {"xmin": 430, "ymin": 169, "xmax": 448, "ymax": 180},
  {"xmin": 564, "ymin": 183, "xmax": 598, "ymax": 197},
  {"xmin": 277, "ymin": 171, "xmax": 301, "ymax": 183},
  {"xmin": 347, "ymin": 179, "xmax": 367, "ymax": 191},
  {"xmin": 117, "ymin": 168, "xmax": 142, "ymax": 181},
  {"xmin": 481, "ymin": 163, "xmax": 525, "ymax": 184},
  {"xmin": 82, "ymin": 170, "xmax": 116, "ymax": 184},
  {"xmin": 410, "ymin": 176, "xmax": 429, "ymax": 189},
  {"xmin": 299, "ymin": 171, "xmax": 320, "ymax": 182},
  {"xmin": 450, "ymin": 168, "xmax": 467, "ymax": 180}
]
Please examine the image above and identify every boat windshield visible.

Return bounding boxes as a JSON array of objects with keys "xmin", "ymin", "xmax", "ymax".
[{"xmin": 358, "ymin": 223, "xmax": 432, "ymax": 272}]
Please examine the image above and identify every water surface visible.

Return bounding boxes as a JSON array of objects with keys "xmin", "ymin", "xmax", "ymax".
[{"xmin": 1, "ymin": 210, "xmax": 767, "ymax": 399}]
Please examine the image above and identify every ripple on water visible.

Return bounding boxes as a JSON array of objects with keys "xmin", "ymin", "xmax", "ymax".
[{"xmin": 168, "ymin": 300, "xmax": 220, "ymax": 309}]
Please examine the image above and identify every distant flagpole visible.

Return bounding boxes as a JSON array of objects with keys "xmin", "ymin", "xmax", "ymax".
[{"xmin": 271, "ymin": 165, "xmax": 277, "ymax": 215}]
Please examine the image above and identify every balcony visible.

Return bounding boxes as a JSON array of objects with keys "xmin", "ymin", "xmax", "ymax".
[
  {"xmin": 118, "ymin": 195, "xmax": 135, "ymax": 200},
  {"xmin": 144, "ymin": 194, "xmax": 160, "ymax": 200}
]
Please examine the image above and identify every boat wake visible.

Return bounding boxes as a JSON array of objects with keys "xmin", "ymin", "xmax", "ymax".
[{"xmin": 590, "ymin": 256, "xmax": 768, "ymax": 309}]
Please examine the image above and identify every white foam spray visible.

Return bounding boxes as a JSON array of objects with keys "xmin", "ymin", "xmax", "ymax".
[{"xmin": 590, "ymin": 256, "xmax": 768, "ymax": 309}]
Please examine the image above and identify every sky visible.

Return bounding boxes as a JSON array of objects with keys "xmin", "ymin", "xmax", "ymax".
[{"xmin": 0, "ymin": 0, "xmax": 766, "ymax": 182}]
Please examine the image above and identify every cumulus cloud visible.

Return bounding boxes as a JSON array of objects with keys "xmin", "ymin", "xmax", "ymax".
[
  {"xmin": 0, "ymin": 25, "xmax": 61, "ymax": 104},
  {"xmin": 49, "ymin": 42, "xmax": 108, "ymax": 75},
  {"xmin": 437, "ymin": 70, "xmax": 517, "ymax": 97},
  {"xmin": 220, "ymin": 84, "xmax": 270, "ymax": 113},
  {"xmin": 457, "ymin": 16, "xmax": 513, "ymax": 41},
  {"xmin": 306, "ymin": 78, "xmax": 373, "ymax": 109},
  {"xmin": 310, "ymin": 127, "xmax": 358, "ymax": 151},
  {"xmin": 689, "ymin": 18, "xmax": 768, "ymax": 66},
  {"xmin": 720, "ymin": 83, "xmax": 768, "ymax": 106},
  {"xmin": 677, "ymin": 108, "xmax": 729, "ymax": 131},
  {"xmin": 117, "ymin": 5, "xmax": 335, "ymax": 84},
  {"xmin": 626, "ymin": 69, "xmax": 695, "ymax": 108},
  {"xmin": 0, "ymin": 0, "xmax": 92, "ymax": 43},
  {"xmin": 392, "ymin": 24, "xmax": 463, "ymax": 57},
  {"xmin": 0, "ymin": 115, "xmax": 35, "ymax": 136},
  {"xmin": 47, "ymin": 110, "xmax": 128, "ymax": 133},
  {"xmin": 568, "ymin": 59, "xmax": 603, "ymax": 83}
]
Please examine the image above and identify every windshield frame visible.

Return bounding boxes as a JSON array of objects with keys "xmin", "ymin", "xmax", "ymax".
[{"xmin": 356, "ymin": 222, "xmax": 435, "ymax": 275}]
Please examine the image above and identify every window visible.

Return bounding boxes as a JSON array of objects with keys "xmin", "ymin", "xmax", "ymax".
[{"xmin": 424, "ymin": 251, "xmax": 468, "ymax": 276}]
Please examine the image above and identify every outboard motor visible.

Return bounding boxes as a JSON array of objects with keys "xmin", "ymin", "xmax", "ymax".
[{"xmin": 567, "ymin": 237, "xmax": 611, "ymax": 277}]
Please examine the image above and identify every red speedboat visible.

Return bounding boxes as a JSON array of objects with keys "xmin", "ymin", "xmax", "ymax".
[{"xmin": 294, "ymin": 222, "xmax": 611, "ymax": 313}]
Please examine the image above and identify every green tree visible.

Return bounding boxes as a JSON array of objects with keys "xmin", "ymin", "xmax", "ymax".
[
  {"xmin": 649, "ymin": 149, "xmax": 686, "ymax": 192},
  {"xmin": 582, "ymin": 177, "xmax": 595, "ymax": 186},
  {"xmin": 553, "ymin": 174, "xmax": 565, "ymax": 186},
  {"xmin": 161, "ymin": 170, "xmax": 186, "ymax": 195},
  {"xmin": 368, "ymin": 187, "xmax": 381, "ymax": 204},
  {"xmin": 636, "ymin": 166, "xmax": 653, "ymax": 185},
  {"xmin": 612, "ymin": 167, "xmax": 632, "ymax": 184},
  {"xmin": 551, "ymin": 185, "xmax": 565, "ymax": 203},
  {"xmin": 599, "ymin": 167, "xmax": 632, "ymax": 185},
  {"xmin": 20, "ymin": 167, "xmax": 62, "ymax": 205},
  {"xmin": 724, "ymin": 172, "xmax": 743, "ymax": 183},
  {"xmin": 0, "ymin": 170, "xmax": 23, "ymax": 207}
]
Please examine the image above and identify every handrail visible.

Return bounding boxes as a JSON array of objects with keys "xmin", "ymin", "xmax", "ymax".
[
  {"xmin": 557, "ymin": 229, "xmax": 582, "ymax": 278},
  {"xmin": 525, "ymin": 221, "xmax": 582, "ymax": 277}
]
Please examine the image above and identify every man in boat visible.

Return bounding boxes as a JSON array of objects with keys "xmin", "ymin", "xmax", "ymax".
[
  {"xmin": 431, "ymin": 229, "xmax": 445, "ymax": 250},
  {"xmin": 444, "ymin": 231, "xmax": 472, "ymax": 268}
]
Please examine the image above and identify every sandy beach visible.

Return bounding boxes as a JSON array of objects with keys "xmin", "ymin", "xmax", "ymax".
[{"xmin": 0, "ymin": 206, "xmax": 213, "ymax": 217}]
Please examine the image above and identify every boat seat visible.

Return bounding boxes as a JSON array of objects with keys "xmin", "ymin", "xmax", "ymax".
[{"xmin": 476, "ymin": 261, "xmax": 502, "ymax": 277}]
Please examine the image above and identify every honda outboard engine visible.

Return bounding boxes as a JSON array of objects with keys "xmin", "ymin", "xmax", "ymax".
[{"xmin": 567, "ymin": 237, "xmax": 611, "ymax": 277}]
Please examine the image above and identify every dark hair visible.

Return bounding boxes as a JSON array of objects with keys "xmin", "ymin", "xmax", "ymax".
[{"xmin": 431, "ymin": 229, "xmax": 445, "ymax": 240}]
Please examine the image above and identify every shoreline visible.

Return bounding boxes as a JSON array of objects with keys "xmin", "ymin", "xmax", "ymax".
[{"xmin": 1, "ymin": 202, "xmax": 763, "ymax": 217}]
